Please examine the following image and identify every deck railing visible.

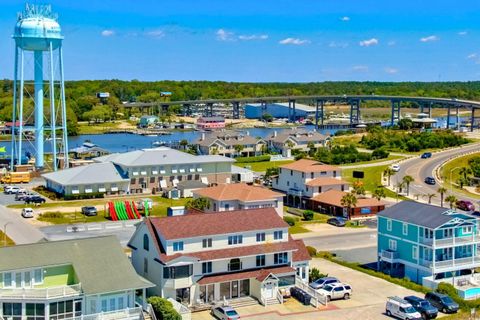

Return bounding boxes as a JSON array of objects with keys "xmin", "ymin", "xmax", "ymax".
[{"xmin": 0, "ymin": 283, "xmax": 82, "ymax": 299}]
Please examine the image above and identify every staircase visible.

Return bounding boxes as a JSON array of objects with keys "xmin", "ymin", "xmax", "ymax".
[
  {"xmin": 265, "ymin": 297, "xmax": 281, "ymax": 306},
  {"xmin": 228, "ymin": 296, "xmax": 259, "ymax": 308},
  {"xmin": 142, "ymin": 312, "xmax": 152, "ymax": 320}
]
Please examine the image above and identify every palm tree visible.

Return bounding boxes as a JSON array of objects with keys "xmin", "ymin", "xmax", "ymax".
[
  {"xmin": 372, "ymin": 187, "xmax": 386, "ymax": 201},
  {"xmin": 352, "ymin": 181, "xmax": 366, "ymax": 196},
  {"xmin": 423, "ymin": 193, "xmax": 436, "ymax": 204},
  {"xmin": 402, "ymin": 175, "xmax": 415, "ymax": 196},
  {"xmin": 186, "ymin": 197, "xmax": 210, "ymax": 211},
  {"xmin": 437, "ymin": 187, "xmax": 447, "ymax": 208},
  {"xmin": 179, "ymin": 139, "xmax": 189, "ymax": 150},
  {"xmin": 459, "ymin": 167, "xmax": 472, "ymax": 181},
  {"xmin": 445, "ymin": 195, "xmax": 457, "ymax": 209},
  {"xmin": 233, "ymin": 144, "xmax": 244, "ymax": 157},
  {"xmin": 341, "ymin": 192, "xmax": 358, "ymax": 220},
  {"xmin": 383, "ymin": 168, "xmax": 396, "ymax": 186}
]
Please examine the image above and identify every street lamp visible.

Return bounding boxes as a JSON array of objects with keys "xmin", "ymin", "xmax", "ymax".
[
  {"xmin": 450, "ymin": 166, "xmax": 463, "ymax": 194},
  {"xmin": 3, "ymin": 222, "xmax": 11, "ymax": 246}
]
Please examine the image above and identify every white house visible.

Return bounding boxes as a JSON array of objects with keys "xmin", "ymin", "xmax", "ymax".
[
  {"xmin": 192, "ymin": 183, "xmax": 284, "ymax": 216},
  {"xmin": 128, "ymin": 208, "xmax": 310, "ymax": 309}
]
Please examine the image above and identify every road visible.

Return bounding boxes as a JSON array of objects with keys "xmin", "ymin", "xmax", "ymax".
[
  {"xmin": 395, "ymin": 142, "xmax": 480, "ymax": 207},
  {"xmin": 0, "ymin": 204, "xmax": 44, "ymax": 244}
]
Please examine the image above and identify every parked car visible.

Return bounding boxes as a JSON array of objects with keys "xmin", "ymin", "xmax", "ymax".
[
  {"xmin": 309, "ymin": 276, "xmax": 340, "ymax": 290},
  {"xmin": 391, "ymin": 164, "xmax": 401, "ymax": 172},
  {"xmin": 424, "ymin": 292, "xmax": 459, "ymax": 314},
  {"xmin": 81, "ymin": 206, "xmax": 98, "ymax": 216},
  {"xmin": 386, "ymin": 296, "xmax": 422, "ymax": 320},
  {"xmin": 21, "ymin": 208, "xmax": 34, "ymax": 218},
  {"xmin": 317, "ymin": 282, "xmax": 352, "ymax": 301},
  {"xmin": 15, "ymin": 192, "xmax": 34, "ymax": 201},
  {"xmin": 421, "ymin": 152, "xmax": 432, "ymax": 159},
  {"xmin": 404, "ymin": 295, "xmax": 438, "ymax": 319},
  {"xmin": 210, "ymin": 306, "xmax": 240, "ymax": 320},
  {"xmin": 24, "ymin": 195, "xmax": 46, "ymax": 205},
  {"xmin": 327, "ymin": 217, "xmax": 346, "ymax": 227},
  {"xmin": 424, "ymin": 177, "xmax": 436, "ymax": 185},
  {"xmin": 4, "ymin": 186, "xmax": 20, "ymax": 194},
  {"xmin": 456, "ymin": 200, "xmax": 475, "ymax": 211}
]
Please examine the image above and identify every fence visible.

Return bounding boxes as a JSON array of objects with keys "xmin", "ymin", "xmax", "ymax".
[{"xmin": 295, "ymin": 276, "xmax": 328, "ymax": 306}]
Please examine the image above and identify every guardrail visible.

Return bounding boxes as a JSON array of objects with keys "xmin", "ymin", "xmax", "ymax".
[
  {"xmin": 0, "ymin": 283, "xmax": 82, "ymax": 299},
  {"xmin": 276, "ymin": 288, "xmax": 284, "ymax": 305},
  {"xmin": 295, "ymin": 276, "xmax": 328, "ymax": 306},
  {"xmin": 66, "ymin": 220, "xmax": 141, "ymax": 233},
  {"xmin": 71, "ymin": 307, "xmax": 143, "ymax": 320}
]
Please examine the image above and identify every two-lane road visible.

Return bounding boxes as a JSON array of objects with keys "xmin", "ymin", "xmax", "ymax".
[{"xmin": 395, "ymin": 142, "xmax": 480, "ymax": 207}]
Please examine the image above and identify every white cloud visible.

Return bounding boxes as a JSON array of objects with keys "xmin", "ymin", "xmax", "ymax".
[
  {"xmin": 328, "ymin": 41, "xmax": 348, "ymax": 48},
  {"xmin": 279, "ymin": 38, "xmax": 310, "ymax": 45},
  {"xmin": 420, "ymin": 35, "xmax": 439, "ymax": 42},
  {"xmin": 387, "ymin": 40, "xmax": 396, "ymax": 46},
  {"xmin": 101, "ymin": 30, "xmax": 115, "ymax": 37},
  {"xmin": 146, "ymin": 30, "xmax": 165, "ymax": 39},
  {"xmin": 467, "ymin": 53, "xmax": 478, "ymax": 59},
  {"xmin": 458, "ymin": 31, "xmax": 468, "ymax": 36},
  {"xmin": 340, "ymin": 16, "xmax": 350, "ymax": 22},
  {"xmin": 238, "ymin": 34, "xmax": 268, "ymax": 41},
  {"xmin": 359, "ymin": 38, "xmax": 379, "ymax": 47},
  {"xmin": 385, "ymin": 67, "xmax": 398, "ymax": 74},
  {"xmin": 216, "ymin": 28, "xmax": 234, "ymax": 41},
  {"xmin": 352, "ymin": 65, "xmax": 369, "ymax": 72}
]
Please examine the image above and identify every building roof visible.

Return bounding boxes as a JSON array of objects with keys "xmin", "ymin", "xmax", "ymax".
[
  {"xmin": 305, "ymin": 177, "xmax": 348, "ymax": 187},
  {"xmin": 279, "ymin": 159, "xmax": 339, "ymax": 173},
  {"xmin": 197, "ymin": 266, "xmax": 295, "ymax": 285},
  {"xmin": 377, "ymin": 201, "xmax": 469, "ymax": 229},
  {"xmin": 42, "ymin": 162, "xmax": 129, "ymax": 186},
  {"xmin": 148, "ymin": 208, "xmax": 288, "ymax": 240},
  {"xmin": 311, "ymin": 189, "xmax": 384, "ymax": 208},
  {"xmin": 269, "ymin": 129, "xmax": 327, "ymax": 144},
  {"xmin": 176, "ymin": 180, "xmax": 208, "ymax": 190},
  {"xmin": 246, "ymin": 102, "xmax": 315, "ymax": 113},
  {"xmin": 292, "ymin": 239, "xmax": 311, "ymax": 262},
  {"xmin": 0, "ymin": 236, "xmax": 153, "ymax": 295},
  {"xmin": 196, "ymin": 133, "xmax": 263, "ymax": 147},
  {"xmin": 94, "ymin": 147, "xmax": 235, "ymax": 167},
  {"xmin": 193, "ymin": 183, "xmax": 283, "ymax": 202}
]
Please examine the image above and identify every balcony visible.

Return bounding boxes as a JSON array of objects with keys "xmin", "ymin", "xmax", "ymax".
[
  {"xmin": 419, "ymin": 234, "xmax": 477, "ymax": 247},
  {"xmin": 288, "ymin": 188, "xmax": 303, "ymax": 197},
  {"xmin": 380, "ymin": 250, "xmax": 399, "ymax": 263},
  {"xmin": 73, "ymin": 307, "xmax": 143, "ymax": 320},
  {"xmin": 0, "ymin": 283, "xmax": 82, "ymax": 299},
  {"xmin": 420, "ymin": 256, "xmax": 480, "ymax": 270}
]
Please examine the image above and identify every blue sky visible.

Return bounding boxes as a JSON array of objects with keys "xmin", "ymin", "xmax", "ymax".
[{"xmin": 0, "ymin": 0, "xmax": 480, "ymax": 82}]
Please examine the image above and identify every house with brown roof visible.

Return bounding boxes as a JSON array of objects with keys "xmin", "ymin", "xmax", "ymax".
[
  {"xmin": 272, "ymin": 159, "xmax": 349, "ymax": 207},
  {"xmin": 192, "ymin": 183, "xmax": 284, "ymax": 216},
  {"xmin": 308, "ymin": 189, "xmax": 385, "ymax": 219},
  {"xmin": 194, "ymin": 131, "xmax": 267, "ymax": 158},
  {"xmin": 128, "ymin": 208, "xmax": 310, "ymax": 309}
]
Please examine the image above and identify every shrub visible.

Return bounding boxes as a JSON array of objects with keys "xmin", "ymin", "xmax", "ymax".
[
  {"xmin": 33, "ymin": 186, "xmax": 62, "ymax": 200},
  {"xmin": 64, "ymin": 192, "xmax": 104, "ymax": 201},
  {"xmin": 147, "ymin": 296, "xmax": 181, "ymax": 320},
  {"xmin": 306, "ymin": 246, "xmax": 317, "ymax": 257},
  {"xmin": 235, "ymin": 155, "xmax": 270, "ymax": 163},
  {"xmin": 303, "ymin": 210, "xmax": 314, "ymax": 221},
  {"xmin": 309, "ymin": 267, "xmax": 328, "ymax": 282},
  {"xmin": 283, "ymin": 216, "xmax": 297, "ymax": 226},
  {"xmin": 39, "ymin": 212, "xmax": 63, "ymax": 219},
  {"xmin": 371, "ymin": 148, "xmax": 390, "ymax": 159}
]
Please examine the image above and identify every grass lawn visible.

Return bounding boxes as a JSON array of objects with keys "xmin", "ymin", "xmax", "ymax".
[
  {"xmin": 440, "ymin": 152, "xmax": 480, "ymax": 200},
  {"xmin": 38, "ymin": 211, "xmax": 108, "ymax": 224},
  {"xmin": 342, "ymin": 165, "xmax": 389, "ymax": 193},
  {"xmin": 288, "ymin": 224, "xmax": 311, "ymax": 234},
  {"xmin": 0, "ymin": 230, "xmax": 15, "ymax": 246},
  {"xmin": 77, "ymin": 120, "xmax": 136, "ymax": 135},
  {"xmin": 339, "ymin": 154, "xmax": 404, "ymax": 167},
  {"xmin": 235, "ymin": 160, "xmax": 294, "ymax": 172}
]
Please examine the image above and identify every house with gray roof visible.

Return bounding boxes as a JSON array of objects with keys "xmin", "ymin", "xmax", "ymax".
[
  {"xmin": 194, "ymin": 131, "xmax": 267, "ymax": 157},
  {"xmin": 267, "ymin": 129, "xmax": 329, "ymax": 156},
  {"xmin": 377, "ymin": 201, "xmax": 480, "ymax": 300},
  {"xmin": 0, "ymin": 236, "xmax": 153, "ymax": 320}
]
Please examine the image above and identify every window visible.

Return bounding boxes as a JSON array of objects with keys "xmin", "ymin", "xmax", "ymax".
[
  {"xmin": 256, "ymin": 233, "xmax": 265, "ymax": 242},
  {"xmin": 256, "ymin": 255, "xmax": 265, "ymax": 267},
  {"xmin": 202, "ymin": 238, "xmax": 212, "ymax": 248},
  {"xmin": 228, "ymin": 235, "xmax": 243, "ymax": 245},
  {"xmin": 173, "ymin": 241, "xmax": 184, "ymax": 252},
  {"xmin": 34, "ymin": 269, "xmax": 43, "ymax": 284},
  {"xmin": 412, "ymin": 246, "xmax": 418, "ymax": 260},
  {"xmin": 50, "ymin": 300, "xmax": 78, "ymax": 320},
  {"xmin": 386, "ymin": 219, "xmax": 392, "ymax": 232},
  {"xmin": 402, "ymin": 223, "xmax": 408, "ymax": 235},
  {"xmin": 3, "ymin": 272, "xmax": 12, "ymax": 288},
  {"xmin": 224, "ymin": 203, "xmax": 230, "ymax": 210},
  {"xmin": 26, "ymin": 303, "xmax": 45, "ymax": 320},
  {"xmin": 287, "ymin": 181, "xmax": 290, "ymax": 187},
  {"xmin": 118, "ymin": 297, "xmax": 124, "ymax": 310},
  {"xmin": 3, "ymin": 303, "xmax": 21, "ymax": 320},
  {"xmin": 302, "ymin": 172, "xmax": 305, "ymax": 178},
  {"xmin": 290, "ymin": 170, "xmax": 293, "ymax": 176},
  {"xmin": 388, "ymin": 239, "xmax": 397, "ymax": 251},
  {"xmin": 144, "ymin": 258, "xmax": 148, "ymax": 274},
  {"xmin": 143, "ymin": 234, "xmax": 149, "ymax": 251},
  {"xmin": 163, "ymin": 265, "xmax": 193, "ymax": 279},
  {"xmin": 228, "ymin": 258, "xmax": 242, "ymax": 271},
  {"xmin": 202, "ymin": 262, "xmax": 212, "ymax": 274},
  {"xmin": 274, "ymin": 230, "xmax": 283, "ymax": 240},
  {"xmin": 463, "ymin": 226, "xmax": 473, "ymax": 234},
  {"xmin": 320, "ymin": 171, "xmax": 327, "ymax": 176},
  {"xmin": 274, "ymin": 252, "xmax": 288, "ymax": 265},
  {"xmin": 310, "ymin": 172, "xmax": 314, "ymax": 179}
]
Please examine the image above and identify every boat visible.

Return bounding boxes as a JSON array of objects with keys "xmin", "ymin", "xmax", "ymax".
[{"xmin": 152, "ymin": 141, "xmax": 166, "ymax": 147}]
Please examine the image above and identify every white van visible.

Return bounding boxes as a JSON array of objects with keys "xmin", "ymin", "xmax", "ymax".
[{"xmin": 386, "ymin": 296, "xmax": 422, "ymax": 320}]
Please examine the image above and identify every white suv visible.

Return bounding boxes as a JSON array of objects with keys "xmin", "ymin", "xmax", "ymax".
[
  {"xmin": 21, "ymin": 208, "xmax": 34, "ymax": 218},
  {"xmin": 317, "ymin": 282, "xmax": 352, "ymax": 301}
]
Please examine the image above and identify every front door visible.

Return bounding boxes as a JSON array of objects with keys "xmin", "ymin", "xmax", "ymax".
[
  {"xmin": 231, "ymin": 281, "xmax": 239, "ymax": 299},
  {"xmin": 264, "ymin": 281, "xmax": 275, "ymax": 299},
  {"xmin": 176, "ymin": 288, "xmax": 190, "ymax": 305}
]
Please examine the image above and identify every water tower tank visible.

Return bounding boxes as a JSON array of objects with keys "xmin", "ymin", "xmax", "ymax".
[{"xmin": 13, "ymin": 4, "xmax": 63, "ymax": 51}]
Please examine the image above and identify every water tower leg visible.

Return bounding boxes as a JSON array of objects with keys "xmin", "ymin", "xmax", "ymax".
[
  {"xmin": 18, "ymin": 50, "xmax": 25, "ymax": 165},
  {"xmin": 59, "ymin": 45, "xmax": 69, "ymax": 168},
  {"xmin": 49, "ymin": 42, "xmax": 57, "ymax": 171},
  {"xmin": 11, "ymin": 47, "xmax": 18, "ymax": 170},
  {"xmin": 34, "ymin": 51, "xmax": 44, "ymax": 169}
]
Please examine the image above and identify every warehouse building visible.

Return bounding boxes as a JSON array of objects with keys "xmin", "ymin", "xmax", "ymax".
[{"xmin": 244, "ymin": 102, "xmax": 316, "ymax": 120}]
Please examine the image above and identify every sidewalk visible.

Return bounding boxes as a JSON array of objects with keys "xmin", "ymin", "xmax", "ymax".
[{"xmin": 0, "ymin": 204, "xmax": 45, "ymax": 244}]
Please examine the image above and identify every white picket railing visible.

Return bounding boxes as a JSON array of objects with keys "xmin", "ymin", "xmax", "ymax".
[{"xmin": 295, "ymin": 276, "xmax": 328, "ymax": 306}]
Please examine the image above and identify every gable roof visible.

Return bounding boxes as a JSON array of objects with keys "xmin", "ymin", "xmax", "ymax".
[
  {"xmin": 42, "ymin": 162, "xmax": 128, "ymax": 186},
  {"xmin": 377, "ymin": 201, "xmax": 471, "ymax": 229},
  {"xmin": 270, "ymin": 130, "xmax": 327, "ymax": 144},
  {"xmin": 193, "ymin": 183, "xmax": 283, "ymax": 202},
  {"xmin": 311, "ymin": 189, "xmax": 384, "ymax": 208},
  {"xmin": 94, "ymin": 147, "xmax": 234, "ymax": 167},
  {"xmin": 305, "ymin": 177, "xmax": 348, "ymax": 187},
  {"xmin": 0, "ymin": 236, "xmax": 153, "ymax": 295},
  {"xmin": 148, "ymin": 208, "xmax": 288, "ymax": 240},
  {"xmin": 279, "ymin": 159, "xmax": 339, "ymax": 173}
]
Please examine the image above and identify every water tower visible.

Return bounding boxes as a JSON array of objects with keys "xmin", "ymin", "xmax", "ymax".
[{"xmin": 11, "ymin": 3, "xmax": 69, "ymax": 170}]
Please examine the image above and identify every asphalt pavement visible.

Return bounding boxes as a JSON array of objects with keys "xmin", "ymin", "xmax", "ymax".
[{"xmin": 0, "ymin": 204, "xmax": 44, "ymax": 244}]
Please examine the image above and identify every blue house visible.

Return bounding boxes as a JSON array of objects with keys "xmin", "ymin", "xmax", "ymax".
[{"xmin": 378, "ymin": 201, "xmax": 480, "ymax": 299}]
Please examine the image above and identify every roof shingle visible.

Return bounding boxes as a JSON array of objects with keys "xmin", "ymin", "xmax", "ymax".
[
  {"xmin": 193, "ymin": 183, "xmax": 283, "ymax": 202},
  {"xmin": 279, "ymin": 159, "xmax": 339, "ymax": 173}
]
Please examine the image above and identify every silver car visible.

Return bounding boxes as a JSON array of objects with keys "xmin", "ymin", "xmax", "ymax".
[{"xmin": 211, "ymin": 306, "xmax": 240, "ymax": 320}]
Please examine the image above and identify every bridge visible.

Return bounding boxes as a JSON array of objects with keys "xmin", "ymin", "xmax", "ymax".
[{"xmin": 123, "ymin": 95, "xmax": 480, "ymax": 131}]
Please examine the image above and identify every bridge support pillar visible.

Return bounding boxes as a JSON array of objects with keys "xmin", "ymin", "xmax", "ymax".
[
  {"xmin": 233, "ymin": 102, "xmax": 240, "ymax": 119},
  {"xmin": 391, "ymin": 100, "xmax": 401, "ymax": 126},
  {"xmin": 446, "ymin": 104, "xmax": 451, "ymax": 129},
  {"xmin": 161, "ymin": 104, "xmax": 169, "ymax": 115},
  {"xmin": 315, "ymin": 100, "xmax": 324, "ymax": 129},
  {"xmin": 182, "ymin": 104, "xmax": 191, "ymax": 116},
  {"xmin": 204, "ymin": 103, "xmax": 213, "ymax": 117},
  {"xmin": 471, "ymin": 107, "xmax": 476, "ymax": 132},
  {"xmin": 456, "ymin": 106, "xmax": 460, "ymax": 131},
  {"xmin": 349, "ymin": 99, "xmax": 360, "ymax": 125},
  {"xmin": 292, "ymin": 100, "xmax": 296, "ymax": 122},
  {"xmin": 261, "ymin": 101, "xmax": 267, "ymax": 118}
]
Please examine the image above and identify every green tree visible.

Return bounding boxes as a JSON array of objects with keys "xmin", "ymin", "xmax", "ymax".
[
  {"xmin": 309, "ymin": 267, "xmax": 328, "ymax": 283},
  {"xmin": 179, "ymin": 139, "xmax": 188, "ymax": 150},
  {"xmin": 303, "ymin": 210, "xmax": 314, "ymax": 221},
  {"xmin": 261, "ymin": 113, "xmax": 273, "ymax": 122},
  {"xmin": 147, "ymin": 297, "xmax": 181, "ymax": 320},
  {"xmin": 372, "ymin": 187, "xmax": 386, "ymax": 201},
  {"xmin": 445, "ymin": 195, "xmax": 457, "ymax": 209},
  {"xmin": 437, "ymin": 187, "xmax": 447, "ymax": 208},
  {"xmin": 402, "ymin": 175, "xmax": 415, "ymax": 196},
  {"xmin": 341, "ymin": 192, "xmax": 357, "ymax": 220},
  {"xmin": 423, "ymin": 193, "xmax": 436, "ymax": 204},
  {"xmin": 397, "ymin": 118, "xmax": 414, "ymax": 130},
  {"xmin": 458, "ymin": 167, "xmax": 472, "ymax": 188},
  {"xmin": 265, "ymin": 167, "xmax": 279, "ymax": 179},
  {"xmin": 234, "ymin": 144, "xmax": 244, "ymax": 157},
  {"xmin": 352, "ymin": 181, "xmax": 366, "ymax": 196},
  {"xmin": 383, "ymin": 167, "xmax": 396, "ymax": 186},
  {"xmin": 186, "ymin": 197, "xmax": 210, "ymax": 211}
]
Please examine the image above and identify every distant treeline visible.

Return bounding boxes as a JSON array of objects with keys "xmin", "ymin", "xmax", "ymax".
[{"xmin": 1, "ymin": 80, "xmax": 480, "ymax": 135}]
